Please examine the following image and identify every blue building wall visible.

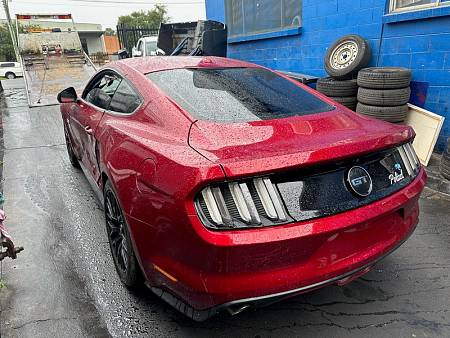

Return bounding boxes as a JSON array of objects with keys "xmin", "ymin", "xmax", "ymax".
[{"xmin": 206, "ymin": 0, "xmax": 450, "ymax": 152}]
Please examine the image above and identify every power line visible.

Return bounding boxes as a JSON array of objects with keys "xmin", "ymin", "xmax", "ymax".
[
  {"xmin": 11, "ymin": 1, "xmax": 201, "ymax": 8},
  {"xmin": 14, "ymin": 0, "xmax": 203, "ymax": 5},
  {"xmin": 70, "ymin": 0, "xmax": 202, "ymax": 3}
]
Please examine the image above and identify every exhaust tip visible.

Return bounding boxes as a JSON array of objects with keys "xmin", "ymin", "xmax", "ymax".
[{"xmin": 226, "ymin": 303, "xmax": 251, "ymax": 316}]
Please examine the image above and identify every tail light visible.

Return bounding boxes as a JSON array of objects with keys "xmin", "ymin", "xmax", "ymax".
[
  {"xmin": 196, "ymin": 177, "xmax": 290, "ymax": 230},
  {"xmin": 400, "ymin": 142, "xmax": 421, "ymax": 174},
  {"xmin": 196, "ymin": 142, "xmax": 420, "ymax": 230}
]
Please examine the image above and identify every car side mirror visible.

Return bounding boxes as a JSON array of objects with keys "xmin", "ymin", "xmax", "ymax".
[
  {"xmin": 156, "ymin": 48, "xmax": 166, "ymax": 56},
  {"xmin": 57, "ymin": 87, "xmax": 78, "ymax": 103}
]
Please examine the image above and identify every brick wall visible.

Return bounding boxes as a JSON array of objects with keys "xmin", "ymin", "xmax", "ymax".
[
  {"xmin": 381, "ymin": 15, "xmax": 450, "ymax": 150},
  {"xmin": 205, "ymin": 0, "xmax": 450, "ymax": 152}
]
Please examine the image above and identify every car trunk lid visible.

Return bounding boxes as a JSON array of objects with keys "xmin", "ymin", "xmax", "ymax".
[{"xmin": 188, "ymin": 110, "xmax": 414, "ymax": 178}]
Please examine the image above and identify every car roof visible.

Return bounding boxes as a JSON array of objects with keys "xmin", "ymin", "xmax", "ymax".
[
  {"xmin": 115, "ymin": 56, "xmax": 260, "ymax": 75},
  {"xmin": 141, "ymin": 36, "xmax": 158, "ymax": 42}
]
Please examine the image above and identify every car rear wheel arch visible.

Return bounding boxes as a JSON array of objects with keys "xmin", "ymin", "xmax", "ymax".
[
  {"xmin": 104, "ymin": 179, "xmax": 143, "ymax": 288},
  {"xmin": 63, "ymin": 123, "xmax": 80, "ymax": 168},
  {"xmin": 101, "ymin": 172, "xmax": 109, "ymax": 192}
]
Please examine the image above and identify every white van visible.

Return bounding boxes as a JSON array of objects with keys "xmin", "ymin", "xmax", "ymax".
[{"xmin": 0, "ymin": 62, "xmax": 23, "ymax": 79}]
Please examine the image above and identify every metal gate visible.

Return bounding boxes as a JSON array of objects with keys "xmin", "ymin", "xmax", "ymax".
[{"xmin": 116, "ymin": 24, "xmax": 159, "ymax": 54}]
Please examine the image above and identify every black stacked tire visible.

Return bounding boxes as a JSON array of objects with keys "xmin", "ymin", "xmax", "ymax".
[
  {"xmin": 316, "ymin": 77, "xmax": 358, "ymax": 110},
  {"xmin": 441, "ymin": 138, "xmax": 450, "ymax": 180},
  {"xmin": 317, "ymin": 77, "xmax": 358, "ymax": 96},
  {"xmin": 357, "ymin": 87, "xmax": 411, "ymax": 106},
  {"xmin": 357, "ymin": 67, "xmax": 411, "ymax": 89},
  {"xmin": 356, "ymin": 67, "xmax": 412, "ymax": 123},
  {"xmin": 330, "ymin": 96, "xmax": 357, "ymax": 110},
  {"xmin": 355, "ymin": 103, "xmax": 409, "ymax": 123}
]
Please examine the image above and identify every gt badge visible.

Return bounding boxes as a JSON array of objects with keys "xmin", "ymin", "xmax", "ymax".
[{"xmin": 347, "ymin": 166, "xmax": 373, "ymax": 197}]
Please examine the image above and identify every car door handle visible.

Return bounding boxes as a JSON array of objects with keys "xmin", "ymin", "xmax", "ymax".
[{"xmin": 84, "ymin": 126, "xmax": 93, "ymax": 134}]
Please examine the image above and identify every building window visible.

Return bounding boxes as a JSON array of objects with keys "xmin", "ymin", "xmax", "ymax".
[
  {"xmin": 390, "ymin": 0, "xmax": 450, "ymax": 12},
  {"xmin": 225, "ymin": 0, "xmax": 302, "ymax": 39}
]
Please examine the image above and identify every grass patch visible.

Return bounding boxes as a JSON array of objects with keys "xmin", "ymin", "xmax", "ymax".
[{"xmin": 0, "ymin": 279, "xmax": 6, "ymax": 289}]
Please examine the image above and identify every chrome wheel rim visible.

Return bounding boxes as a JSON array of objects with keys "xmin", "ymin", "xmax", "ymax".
[
  {"xmin": 105, "ymin": 190, "xmax": 128, "ymax": 273},
  {"xmin": 330, "ymin": 41, "xmax": 359, "ymax": 70}
]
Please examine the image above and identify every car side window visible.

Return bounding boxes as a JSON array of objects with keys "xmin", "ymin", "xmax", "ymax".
[
  {"xmin": 108, "ymin": 80, "xmax": 142, "ymax": 114},
  {"xmin": 137, "ymin": 41, "xmax": 143, "ymax": 53},
  {"xmin": 1, "ymin": 63, "xmax": 15, "ymax": 68},
  {"xmin": 84, "ymin": 73, "xmax": 122, "ymax": 110}
]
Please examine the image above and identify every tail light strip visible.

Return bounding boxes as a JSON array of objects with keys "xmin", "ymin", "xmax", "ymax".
[
  {"xmin": 198, "ymin": 178, "xmax": 287, "ymax": 229},
  {"xmin": 198, "ymin": 142, "xmax": 420, "ymax": 230}
]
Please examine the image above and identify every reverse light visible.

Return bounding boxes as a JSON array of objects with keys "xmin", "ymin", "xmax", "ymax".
[{"xmin": 196, "ymin": 177, "xmax": 289, "ymax": 230}]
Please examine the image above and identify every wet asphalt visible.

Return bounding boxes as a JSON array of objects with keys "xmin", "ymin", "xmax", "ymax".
[{"xmin": 0, "ymin": 78, "xmax": 450, "ymax": 338}]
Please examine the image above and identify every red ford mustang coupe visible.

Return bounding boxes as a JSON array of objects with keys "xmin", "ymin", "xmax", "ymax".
[{"xmin": 58, "ymin": 56, "xmax": 426, "ymax": 321}]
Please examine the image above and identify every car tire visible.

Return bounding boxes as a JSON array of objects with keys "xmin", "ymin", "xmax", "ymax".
[
  {"xmin": 5, "ymin": 72, "xmax": 16, "ymax": 80},
  {"xmin": 64, "ymin": 126, "xmax": 80, "ymax": 168},
  {"xmin": 330, "ymin": 96, "xmax": 357, "ymax": 110},
  {"xmin": 357, "ymin": 87, "xmax": 411, "ymax": 107},
  {"xmin": 104, "ymin": 181, "xmax": 142, "ymax": 288},
  {"xmin": 356, "ymin": 103, "xmax": 409, "ymax": 122},
  {"xmin": 324, "ymin": 35, "xmax": 371, "ymax": 79},
  {"xmin": 358, "ymin": 67, "xmax": 412, "ymax": 89},
  {"xmin": 316, "ymin": 77, "xmax": 358, "ymax": 97}
]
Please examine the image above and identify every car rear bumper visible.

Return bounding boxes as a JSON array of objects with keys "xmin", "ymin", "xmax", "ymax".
[
  {"xmin": 149, "ymin": 222, "xmax": 416, "ymax": 321},
  {"xmin": 146, "ymin": 167, "xmax": 426, "ymax": 319}
]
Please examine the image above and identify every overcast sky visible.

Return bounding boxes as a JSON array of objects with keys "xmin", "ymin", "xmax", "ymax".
[{"xmin": 1, "ymin": 0, "xmax": 206, "ymax": 30}]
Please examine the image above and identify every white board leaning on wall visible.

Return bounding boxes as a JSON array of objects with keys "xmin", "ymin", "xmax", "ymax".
[{"xmin": 405, "ymin": 104, "xmax": 445, "ymax": 166}]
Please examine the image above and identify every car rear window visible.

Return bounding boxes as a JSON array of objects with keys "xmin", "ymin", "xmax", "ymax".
[{"xmin": 147, "ymin": 68, "xmax": 334, "ymax": 122}]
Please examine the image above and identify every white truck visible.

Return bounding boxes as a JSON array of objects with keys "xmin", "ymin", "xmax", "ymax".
[
  {"xmin": 0, "ymin": 62, "xmax": 23, "ymax": 79},
  {"xmin": 131, "ymin": 36, "xmax": 164, "ymax": 57}
]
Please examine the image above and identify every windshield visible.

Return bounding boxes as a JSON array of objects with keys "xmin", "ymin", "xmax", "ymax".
[
  {"xmin": 147, "ymin": 68, "xmax": 334, "ymax": 123},
  {"xmin": 145, "ymin": 41, "xmax": 157, "ymax": 55}
]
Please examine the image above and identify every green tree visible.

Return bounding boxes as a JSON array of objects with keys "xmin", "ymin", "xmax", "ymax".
[
  {"xmin": 117, "ymin": 4, "xmax": 169, "ymax": 28},
  {"xmin": 0, "ymin": 24, "xmax": 15, "ymax": 62},
  {"xmin": 105, "ymin": 27, "xmax": 116, "ymax": 36}
]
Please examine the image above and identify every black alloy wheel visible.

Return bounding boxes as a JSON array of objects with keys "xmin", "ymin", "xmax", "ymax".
[{"xmin": 104, "ymin": 181, "xmax": 141, "ymax": 288}]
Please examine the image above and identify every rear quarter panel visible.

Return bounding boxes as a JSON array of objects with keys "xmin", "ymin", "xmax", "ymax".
[{"xmin": 94, "ymin": 77, "xmax": 226, "ymax": 285}]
